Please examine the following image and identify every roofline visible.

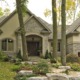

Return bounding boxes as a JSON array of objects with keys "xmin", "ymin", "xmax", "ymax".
[
  {"xmin": 0, "ymin": 9, "xmax": 51, "ymax": 33},
  {"xmin": 33, "ymin": 15, "xmax": 51, "ymax": 32}
]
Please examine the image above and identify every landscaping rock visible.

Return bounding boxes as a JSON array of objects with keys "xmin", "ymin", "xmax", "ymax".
[
  {"xmin": 21, "ymin": 61, "xmax": 26, "ymax": 65},
  {"xmin": 69, "ymin": 76, "xmax": 80, "ymax": 80},
  {"xmin": 59, "ymin": 66, "xmax": 71, "ymax": 70},
  {"xmin": 18, "ymin": 70, "xmax": 33, "ymax": 76},
  {"xmin": 32, "ymin": 61, "xmax": 37, "ymax": 65},
  {"xmin": 26, "ymin": 61, "xmax": 33, "ymax": 65},
  {"xmin": 28, "ymin": 76, "xmax": 48, "ymax": 80},
  {"xmin": 46, "ymin": 73, "xmax": 69, "ymax": 80}
]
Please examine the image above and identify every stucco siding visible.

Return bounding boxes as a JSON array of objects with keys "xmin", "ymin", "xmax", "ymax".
[{"xmin": 0, "ymin": 12, "xmax": 31, "ymax": 55}]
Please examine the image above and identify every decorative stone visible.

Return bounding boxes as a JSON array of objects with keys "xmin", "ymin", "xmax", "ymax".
[
  {"xmin": 46, "ymin": 73, "xmax": 69, "ymax": 80},
  {"xmin": 32, "ymin": 62, "xmax": 37, "ymax": 65},
  {"xmin": 59, "ymin": 66, "xmax": 71, "ymax": 70},
  {"xmin": 69, "ymin": 76, "xmax": 80, "ymax": 80},
  {"xmin": 26, "ymin": 61, "xmax": 33, "ymax": 65},
  {"xmin": 21, "ymin": 62, "xmax": 26, "ymax": 65},
  {"xmin": 18, "ymin": 70, "xmax": 33, "ymax": 76},
  {"xmin": 28, "ymin": 76, "xmax": 48, "ymax": 80}
]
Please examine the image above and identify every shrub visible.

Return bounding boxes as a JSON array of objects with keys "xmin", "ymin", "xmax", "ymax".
[
  {"xmin": 20, "ymin": 63, "xmax": 33, "ymax": 70},
  {"xmin": 33, "ymin": 60, "xmax": 49, "ymax": 75},
  {"xmin": 66, "ymin": 53, "xmax": 80, "ymax": 63},
  {"xmin": 0, "ymin": 51, "xmax": 9, "ymax": 61},
  {"xmin": 44, "ymin": 50, "xmax": 52, "ymax": 59},
  {"xmin": 52, "ymin": 62, "xmax": 61, "ymax": 68},
  {"xmin": 68, "ymin": 63, "xmax": 80, "ymax": 71},
  {"xmin": 14, "ymin": 74, "xmax": 38, "ymax": 80},
  {"xmin": 14, "ymin": 75, "xmax": 27, "ymax": 80},
  {"xmin": 11, "ymin": 65, "xmax": 21, "ymax": 72},
  {"xmin": 14, "ymin": 58, "xmax": 22, "ymax": 65}
]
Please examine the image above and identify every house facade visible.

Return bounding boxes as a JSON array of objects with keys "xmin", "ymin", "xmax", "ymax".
[{"xmin": 0, "ymin": 10, "xmax": 80, "ymax": 57}]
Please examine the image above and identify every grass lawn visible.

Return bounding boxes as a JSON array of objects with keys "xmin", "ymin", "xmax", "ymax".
[{"xmin": 0, "ymin": 61, "xmax": 16, "ymax": 80}]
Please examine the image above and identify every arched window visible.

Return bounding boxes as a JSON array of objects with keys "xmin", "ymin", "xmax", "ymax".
[{"xmin": 2, "ymin": 38, "xmax": 14, "ymax": 51}]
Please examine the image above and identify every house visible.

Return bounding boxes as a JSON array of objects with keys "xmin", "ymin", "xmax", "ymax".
[{"xmin": 0, "ymin": 10, "xmax": 80, "ymax": 57}]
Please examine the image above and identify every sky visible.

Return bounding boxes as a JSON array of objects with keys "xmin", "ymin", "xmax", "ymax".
[{"xmin": 0, "ymin": 0, "xmax": 52, "ymax": 24}]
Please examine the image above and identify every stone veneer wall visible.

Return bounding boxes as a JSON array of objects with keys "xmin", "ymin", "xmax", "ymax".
[{"xmin": 67, "ymin": 43, "xmax": 80, "ymax": 55}]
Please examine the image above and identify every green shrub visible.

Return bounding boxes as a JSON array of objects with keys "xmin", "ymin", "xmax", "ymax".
[
  {"xmin": 20, "ymin": 63, "xmax": 33, "ymax": 70},
  {"xmin": 44, "ymin": 50, "xmax": 52, "ymax": 59},
  {"xmin": 68, "ymin": 63, "xmax": 80, "ymax": 71},
  {"xmin": 14, "ymin": 58, "xmax": 22, "ymax": 65},
  {"xmin": 14, "ymin": 75, "xmax": 27, "ymax": 80},
  {"xmin": 0, "ymin": 51, "xmax": 9, "ymax": 61},
  {"xmin": 33, "ymin": 60, "xmax": 49, "ymax": 75},
  {"xmin": 66, "ymin": 53, "xmax": 80, "ymax": 63},
  {"xmin": 11, "ymin": 65, "xmax": 21, "ymax": 72},
  {"xmin": 52, "ymin": 62, "xmax": 61, "ymax": 68},
  {"xmin": 14, "ymin": 74, "xmax": 38, "ymax": 80}
]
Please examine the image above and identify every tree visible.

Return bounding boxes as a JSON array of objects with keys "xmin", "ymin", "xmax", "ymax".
[
  {"xmin": 44, "ymin": 0, "xmax": 80, "ymax": 24},
  {"xmin": 0, "ymin": 7, "xmax": 4, "ymax": 16},
  {"xmin": 0, "ymin": 0, "xmax": 10, "ymax": 16},
  {"xmin": 52, "ymin": 0, "xmax": 58, "ymax": 62},
  {"xmin": 16, "ymin": 0, "xmax": 28, "ymax": 61},
  {"xmin": 61, "ymin": 0, "xmax": 66, "ymax": 66}
]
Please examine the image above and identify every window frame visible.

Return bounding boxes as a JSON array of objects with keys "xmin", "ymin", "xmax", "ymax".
[{"xmin": 1, "ymin": 38, "xmax": 14, "ymax": 52}]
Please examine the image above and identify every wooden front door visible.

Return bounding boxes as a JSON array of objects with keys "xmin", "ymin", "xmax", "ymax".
[{"xmin": 27, "ymin": 41, "xmax": 40, "ymax": 56}]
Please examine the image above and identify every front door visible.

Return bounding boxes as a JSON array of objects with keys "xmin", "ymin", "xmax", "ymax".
[{"xmin": 27, "ymin": 41, "xmax": 40, "ymax": 56}]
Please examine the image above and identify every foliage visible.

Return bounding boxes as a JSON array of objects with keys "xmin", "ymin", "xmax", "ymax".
[
  {"xmin": 44, "ymin": 0, "xmax": 80, "ymax": 24},
  {"xmin": 14, "ymin": 75, "xmax": 27, "ymax": 80},
  {"xmin": 0, "ymin": 7, "xmax": 4, "ymax": 16},
  {"xmin": 52, "ymin": 62, "xmax": 61, "ymax": 68},
  {"xmin": 66, "ymin": 53, "xmax": 80, "ymax": 63},
  {"xmin": 0, "ymin": 51, "xmax": 9, "ymax": 61},
  {"xmin": 44, "ymin": 50, "xmax": 52, "ymax": 59},
  {"xmin": 68, "ymin": 63, "xmax": 80, "ymax": 71},
  {"xmin": 14, "ymin": 58, "xmax": 22, "ymax": 65},
  {"xmin": 11, "ymin": 65, "xmax": 21, "ymax": 72},
  {"xmin": 33, "ymin": 60, "xmax": 49, "ymax": 75},
  {"xmin": 14, "ymin": 74, "xmax": 37, "ymax": 80},
  {"xmin": 12, "ymin": 63, "xmax": 33, "ymax": 72},
  {"xmin": 20, "ymin": 63, "xmax": 33, "ymax": 70}
]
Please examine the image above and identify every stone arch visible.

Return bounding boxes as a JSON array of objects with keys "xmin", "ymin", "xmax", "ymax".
[{"xmin": 26, "ymin": 34, "xmax": 42, "ymax": 56}]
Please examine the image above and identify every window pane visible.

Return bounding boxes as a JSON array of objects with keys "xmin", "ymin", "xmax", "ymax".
[
  {"xmin": 58, "ymin": 42, "xmax": 60, "ymax": 51},
  {"xmin": 2, "ymin": 39, "xmax": 7, "ymax": 51},
  {"xmin": 8, "ymin": 39, "xmax": 14, "ymax": 51}
]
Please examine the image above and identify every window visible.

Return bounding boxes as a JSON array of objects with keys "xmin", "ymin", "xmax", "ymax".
[
  {"xmin": 58, "ymin": 42, "xmax": 60, "ymax": 51},
  {"xmin": 2, "ymin": 39, "xmax": 14, "ymax": 51}
]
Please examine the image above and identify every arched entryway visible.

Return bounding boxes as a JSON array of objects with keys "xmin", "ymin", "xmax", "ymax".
[{"xmin": 26, "ymin": 35, "xmax": 42, "ymax": 56}]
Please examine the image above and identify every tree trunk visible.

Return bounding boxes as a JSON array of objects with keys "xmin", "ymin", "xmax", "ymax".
[
  {"xmin": 61, "ymin": 0, "xmax": 66, "ymax": 66},
  {"xmin": 16, "ymin": 0, "xmax": 28, "ymax": 61},
  {"xmin": 52, "ymin": 0, "xmax": 58, "ymax": 62}
]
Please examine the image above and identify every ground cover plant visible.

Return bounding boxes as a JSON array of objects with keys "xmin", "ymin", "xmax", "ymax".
[{"xmin": 0, "ymin": 61, "xmax": 16, "ymax": 80}]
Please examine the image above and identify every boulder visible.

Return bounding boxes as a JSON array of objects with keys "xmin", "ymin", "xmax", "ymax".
[
  {"xmin": 28, "ymin": 76, "xmax": 48, "ymax": 80},
  {"xmin": 59, "ymin": 66, "xmax": 71, "ymax": 70},
  {"xmin": 18, "ymin": 70, "xmax": 33, "ymax": 76},
  {"xmin": 69, "ymin": 76, "xmax": 80, "ymax": 80},
  {"xmin": 46, "ymin": 73, "xmax": 69, "ymax": 80}
]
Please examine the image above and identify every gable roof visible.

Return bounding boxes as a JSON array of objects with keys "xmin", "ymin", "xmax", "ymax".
[
  {"xmin": 0, "ymin": 9, "xmax": 51, "ymax": 33},
  {"xmin": 66, "ymin": 17, "xmax": 80, "ymax": 35}
]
